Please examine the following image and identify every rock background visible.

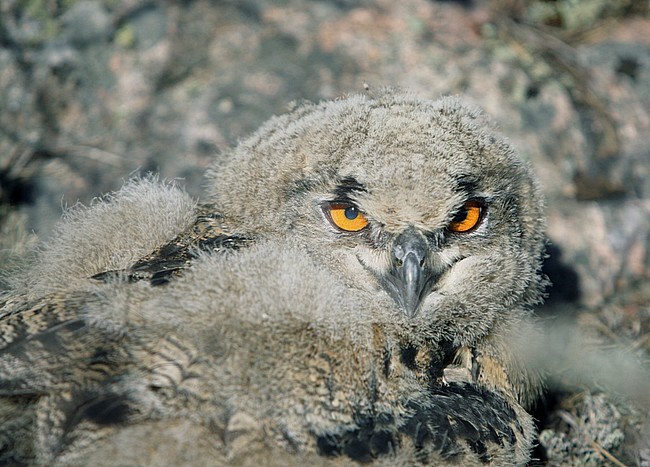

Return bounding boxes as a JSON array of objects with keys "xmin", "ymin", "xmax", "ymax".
[{"xmin": 0, "ymin": 0, "xmax": 648, "ymax": 464}]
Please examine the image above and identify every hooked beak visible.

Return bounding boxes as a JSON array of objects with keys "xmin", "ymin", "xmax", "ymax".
[{"xmin": 381, "ymin": 228, "xmax": 436, "ymax": 318}]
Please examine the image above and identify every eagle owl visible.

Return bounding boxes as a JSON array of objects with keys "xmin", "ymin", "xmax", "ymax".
[{"xmin": 0, "ymin": 91, "xmax": 547, "ymax": 465}]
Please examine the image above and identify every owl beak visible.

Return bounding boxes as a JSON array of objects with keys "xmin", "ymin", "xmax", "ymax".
[{"xmin": 382, "ymin": 228, "xmax": 434, "ymax": 318}]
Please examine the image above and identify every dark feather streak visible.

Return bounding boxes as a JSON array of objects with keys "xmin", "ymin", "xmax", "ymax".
[{"xmin": 332, "ymin": 177, "xmax": 367, "ymax": 203}]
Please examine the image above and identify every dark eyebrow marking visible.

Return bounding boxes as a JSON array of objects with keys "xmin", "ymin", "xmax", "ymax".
[
  {"xmin": 454, "ymin": 175, "xmax": 479, "ymax": 195},
  {"xmin": 332, "ymin": 176, "xmax": 367, "ymax": 201}
]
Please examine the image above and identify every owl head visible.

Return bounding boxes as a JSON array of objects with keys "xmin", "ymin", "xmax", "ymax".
[{"xmin": 207, "ymin": 91, "xmax": 546, "ymax": 347}]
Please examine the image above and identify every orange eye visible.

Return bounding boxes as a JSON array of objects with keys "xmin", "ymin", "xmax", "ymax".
[
  {"xmin": 448, "ymin": 201, "xmax": 484, "ymax": 233},
  {"xmin": 325, "ymin": 203, "xmax": 369, "ymax": 232}
]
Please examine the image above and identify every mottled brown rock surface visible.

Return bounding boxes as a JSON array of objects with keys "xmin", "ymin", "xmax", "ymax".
[{"xmin": 1, "ymin": 0, "xmax": 648, "ymax": 464}]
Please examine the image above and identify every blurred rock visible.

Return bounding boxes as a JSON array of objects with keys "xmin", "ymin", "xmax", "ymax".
[{"xmin": 61, "ymin": 1, "xmax": 113, "ymax": 45}]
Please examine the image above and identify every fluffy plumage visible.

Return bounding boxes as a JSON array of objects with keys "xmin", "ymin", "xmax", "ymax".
[{"xmin": 0, "ymin": 91, "xmax": 547, "ymax": 464}]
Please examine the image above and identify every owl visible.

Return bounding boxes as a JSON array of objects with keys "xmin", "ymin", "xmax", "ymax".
[{"xmin": 0, "ymin": 91, "xmax": 547, "ymax": 465}]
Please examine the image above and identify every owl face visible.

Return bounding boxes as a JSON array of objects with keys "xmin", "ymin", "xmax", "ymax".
[{"xmin": 209, "ymin": 92, "xmax": 545, "ymax": 343}]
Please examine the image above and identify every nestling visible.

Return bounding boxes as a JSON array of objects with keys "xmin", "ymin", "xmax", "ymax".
[{"xmin": 0, "ymin": 91, "xmax": 547, "ymax": 465}]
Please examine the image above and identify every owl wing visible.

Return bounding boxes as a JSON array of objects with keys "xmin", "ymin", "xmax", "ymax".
[
  {"xmin": 314, "ymin": 382, "xmax": 530, "ymax": 465},
  {"xmin": 0, "ymin": 290, "xmax": 205, "ymax": 464},
  {"xmin": 91, "ymin": 206, "xmax": 251, "ymax": 286}
]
